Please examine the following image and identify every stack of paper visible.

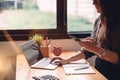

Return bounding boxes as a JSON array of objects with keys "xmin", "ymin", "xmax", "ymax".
[{"xmin": 63, "ymin": 59, "xmax": 95, "ymax": 75}]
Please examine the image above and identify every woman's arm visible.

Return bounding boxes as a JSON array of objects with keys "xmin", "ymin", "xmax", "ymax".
[
  {"xmin": 50, "ymin": 51, "xmax": 86, "ymax": 65},
  {"xmin": 66, "ymin": 51, "xmax": 86, "ymax": 63},
  {"xmin": 77, "ymin": 37, "xmax": 119, "ymax": 64}
]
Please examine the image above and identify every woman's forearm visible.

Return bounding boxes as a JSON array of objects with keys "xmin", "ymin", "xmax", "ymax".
[
  {"xmin": 66, "ymin": 51, "xmax": 86, "ymax": 63},
  {"xmin": 93, "ymin": 47, "xmax": 119, "ymax": 64}
]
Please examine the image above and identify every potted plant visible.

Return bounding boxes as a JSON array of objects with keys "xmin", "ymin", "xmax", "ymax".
[
  {"xmin": 29, "ymin": 34, "xmax": 44, "ymax": 46},
  {"xmin": 29, "ymin": 34, "xmax": 52, "ymax": 57}
]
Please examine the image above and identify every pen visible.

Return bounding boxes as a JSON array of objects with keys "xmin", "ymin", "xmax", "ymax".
[
  {"xmin": 45, "ymin": 37, "xmax": 48, "ymax": 46},
  {"xmin": 74, "ymin": 66, "xmax": 89, "ymax": 71},
  {"xmin": 32, "ymin": 76, "xmax": 40, "ymax": 80},
  {"xmin": 47, "ymin": 39, "xmax": 52, "ymax": 47},
  {"xmin": 69, "ymin": 62, "xmax": 88, "ymax": 64}
]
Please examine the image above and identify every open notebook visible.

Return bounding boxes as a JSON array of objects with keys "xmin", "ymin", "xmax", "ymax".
[
  {"xmin": 19, "ymin": 40, "xmax": 58, "ymax": 70},
  {"xmin": 63, "ymin": 59, "xmax": 95, "ymax": 75}
]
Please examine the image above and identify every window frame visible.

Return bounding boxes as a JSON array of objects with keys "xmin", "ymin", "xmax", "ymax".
[{"xmin": 0, "ymin": 0, "xmax": 91, "ymax": 41}]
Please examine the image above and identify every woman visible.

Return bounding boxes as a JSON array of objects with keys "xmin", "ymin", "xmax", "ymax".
[{"xmin": 51, "ymin": 0, "xmax": 120, "ymax": 80}]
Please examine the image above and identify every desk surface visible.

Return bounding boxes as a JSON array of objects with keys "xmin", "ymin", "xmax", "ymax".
[{"xmin": 16, "ymin": 51, "xmax": 108, "ymax": 80}]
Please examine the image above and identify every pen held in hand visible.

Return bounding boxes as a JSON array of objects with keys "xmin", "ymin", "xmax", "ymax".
[{"xmin": 74, "ymin": 66, "xmax": 89, "ymax": 71}]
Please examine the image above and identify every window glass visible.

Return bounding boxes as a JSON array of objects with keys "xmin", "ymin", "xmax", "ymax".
[
  {"xmin": 0, "ymin": 0, "xmax": 56, "ymax": 30},
  {"xmin": 67, "ymin": 0, "xmax": 98, "ymax": 32}
]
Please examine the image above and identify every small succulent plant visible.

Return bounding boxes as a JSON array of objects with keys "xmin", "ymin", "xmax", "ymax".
[{"xmin": 29, "ymin": 34, "xmax": 44, "ymax": 46}]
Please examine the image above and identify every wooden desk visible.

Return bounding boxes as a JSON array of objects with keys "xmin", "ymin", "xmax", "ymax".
[
  {"xmin": 16, "ymin": 51, "xmax": 108, "ymax": 80},
  {"xmin": 0, "ymin": 41, "xmax": 18, "ymax": 80}
]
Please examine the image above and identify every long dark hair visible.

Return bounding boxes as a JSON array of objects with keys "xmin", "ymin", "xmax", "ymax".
[
  {"xmin": 99, "ymin": 0, "xmax": 120, "ymax": 48},
  {"xmin": 100, "ymin": 0, "xmax": 120, "ymax": 30}
]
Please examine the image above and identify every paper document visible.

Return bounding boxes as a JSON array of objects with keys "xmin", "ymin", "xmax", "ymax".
[{"xmin": 63, "ymin": 59, "xmax": 95, "ymax": 75}]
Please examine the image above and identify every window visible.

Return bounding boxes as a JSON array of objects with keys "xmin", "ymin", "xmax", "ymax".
[
  {"xmin": 67, "ymin": 0, "xmax": 97, "ymax": 32},
  {"xmin": 0, "ymin": 0, "xmax": 56, "ymax": 30},
  {"xmin": 0, "ymin": 0, "xmax": 98, "ymax": 41}
]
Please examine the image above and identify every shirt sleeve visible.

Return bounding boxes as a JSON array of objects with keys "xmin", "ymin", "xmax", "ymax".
[
  {"xmin": 110, "ymin": 22, "xmax": 120, "ymax": 67},
  {"xmin": 82, "ymin": 49, "xmax": 95, "ymax": 59}
]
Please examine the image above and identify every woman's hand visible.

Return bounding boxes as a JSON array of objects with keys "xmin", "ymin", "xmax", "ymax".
[
  {"xmin": 78, "ymin": 37, "xmax": 98, "ymax": 53},
  {"xmin": 50, "ymin": 57, "xmax": 69, "ymax": 65}
]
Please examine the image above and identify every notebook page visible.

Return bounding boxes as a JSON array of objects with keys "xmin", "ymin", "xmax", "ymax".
[{"xmin": 63, "ymin": 59, "xmax": 95, "ymax": 75}]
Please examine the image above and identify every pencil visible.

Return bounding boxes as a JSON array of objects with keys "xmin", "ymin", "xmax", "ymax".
[{"xmin": 47, "ymin": 39, "xmax": 52, "ymax": 47}]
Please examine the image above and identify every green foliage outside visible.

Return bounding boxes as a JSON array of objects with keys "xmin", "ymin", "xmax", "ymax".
[
  {"xmin": 1, "ymin": 10, "xmax": 93, "ymax": 31},
  {"xmin": 68, "ymin": 16, "xmax": 93, "ymax": 32},
  {"xmin": 23, "ymin": 2, "xmax": 38, "ymax": 10},
  {"xmin": 0, "ymin": 1, "xmax": 93, "ymax": 32}
]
